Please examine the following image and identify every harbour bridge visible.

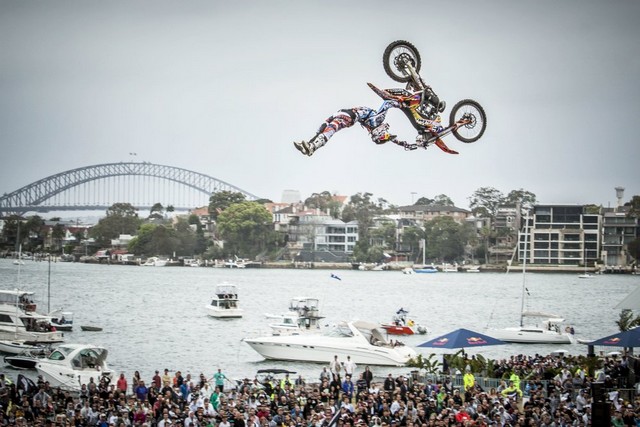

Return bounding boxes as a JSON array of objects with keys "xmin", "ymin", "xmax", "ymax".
[{"xmin": 0, "ymin": 162, "xmax": 260, "ymax": 216}]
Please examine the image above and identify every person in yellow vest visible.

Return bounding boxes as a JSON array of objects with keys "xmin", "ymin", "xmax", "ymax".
[
  {"xmin": 501, "ymin": 380, "xmax": 523, "ymax": 399},
  {"xmin": 463, "ymin": 369, "xmax": 475, "ymax": 392},
  {"xmin": 509, "ymin": 371, "xmax": 521, "ymax": 390}
]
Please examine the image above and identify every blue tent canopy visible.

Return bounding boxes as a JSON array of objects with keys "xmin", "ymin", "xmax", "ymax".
[
  {"xmin": 418, "ymin": 328, "xmax": 505, "ymax": 349},
  {"xmin": 586, "ymin": 327, "xmax": 640, "ymax": 347}
]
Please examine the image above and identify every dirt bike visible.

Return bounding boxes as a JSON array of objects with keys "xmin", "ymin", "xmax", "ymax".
[{"xmin": 375, "ymin": 40, "xmax": 487, "ymax": 153}]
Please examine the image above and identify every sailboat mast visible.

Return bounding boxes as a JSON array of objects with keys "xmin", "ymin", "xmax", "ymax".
[{"xmin": 519, "ymin": 213, "xmax": 530, "ymax": 327}]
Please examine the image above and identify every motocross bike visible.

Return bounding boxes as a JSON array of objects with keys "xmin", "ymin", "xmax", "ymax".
[{"xmin": 376, "ymin": 40, "xmax": 487, "ymax": 153}]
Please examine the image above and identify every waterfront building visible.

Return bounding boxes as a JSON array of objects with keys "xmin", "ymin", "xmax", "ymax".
[{"xmin": 519, "ymin": 205, "xmax": 600, "ymax": 266}]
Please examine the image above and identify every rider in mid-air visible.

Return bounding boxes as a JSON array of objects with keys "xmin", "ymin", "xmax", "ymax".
[{"xmin": 294, "ymin": 85, "xmax": 447, "ymax": 156}]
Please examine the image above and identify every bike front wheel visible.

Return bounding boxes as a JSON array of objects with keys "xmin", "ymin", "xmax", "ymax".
[
  {"xmin": 383, "ymin": 40, "xmax": 422, "ymax": 83},
  {"xmin": 449, "ymin": 99, "xmax": 487, "ymax": 143}
]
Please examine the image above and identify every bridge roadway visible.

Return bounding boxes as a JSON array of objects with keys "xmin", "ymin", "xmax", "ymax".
[{"xmin": 0, "ymin": 162, "xmax": 260, "ymax": 215}]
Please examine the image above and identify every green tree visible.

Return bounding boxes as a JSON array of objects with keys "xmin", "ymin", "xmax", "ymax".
[
  {"xmin": 128, "ymin": 223, "xmax": 180, "ymax": 256},
  {"xmin": 305, "ymin": 191, "xmax": 342, "ymax": 218},
  {"xmin": 433, "ymin": 194, "xmax": 455, "ymax": 206},
  {"xmin": 469, "ymin": 187, "xmax": 505, "ymax": 219},
  {"xmin": 626, "ymin": 195, "xmax": 640, "ymax": 217},
  {"xmin": 90, "ymin": 203, "xmax": 141, "ymax": 247},
  {"xmin": 149, "ymin": 202, "xmax": 164, "ymax": 220},
  {"xmin": 370, "ymin": 220, "xmax": 397, "ymax": 251},
  {"xmin": 504, "ymin": 189, "xmax": 537, "ymax": 213},
  {"xmin": 208, "ymin": 191, "xmax": 247, "ymax": 221},
  {"xmin": 401, "ymin": 226, "xmax": 426, "ymax": 262},
  {"xmin": 51, "ymin": 223, "xmax": 66, "ymax": 252},
  {"xmin": 423, "ymin": 216, "xmax": 468, "ymax": 262},
  {"xmin": 616, "ymin": 309, "xmax": 640, "ymax": 332},
  {"xmin": 414, "ymin": 196, "xmax": 434, "ymax": 206},
  {"xmin": 216, "ymin": 201, "xmax": 275, "ymax": 258},
  {"xmin": 341, "ymin": 192, "xmax": 382, "ymax": 244}
]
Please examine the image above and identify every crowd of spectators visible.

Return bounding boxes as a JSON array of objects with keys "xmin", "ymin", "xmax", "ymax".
[{"xmin": 0, "ymin": 351, "xmax": 637, "ymax": 426}]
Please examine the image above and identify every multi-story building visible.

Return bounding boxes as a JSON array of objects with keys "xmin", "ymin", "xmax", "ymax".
[
  {"xmin": 520, "ymin": 205, "xmax": 600, "ymax": 266},
  {"xmin": 284, "ymin": 210, "xmax": 358, "ymax": 262},
  {"xmin": 600, "ymin": 187, "xmax": 638, "ymax": 267},
  {"xmin": 397, "ymin": 205, "xmax": 471, "ymax": 226}
]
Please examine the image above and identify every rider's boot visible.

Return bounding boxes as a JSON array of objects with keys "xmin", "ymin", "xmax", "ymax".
[{"xmin": 294, "ymin": 134, "xmax": 327, "ymax": 156}]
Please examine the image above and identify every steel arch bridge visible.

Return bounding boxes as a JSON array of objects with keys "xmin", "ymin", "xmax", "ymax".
[{"xmin": 0, "ymin": 162, "xmax": 260, "ymax": 216}]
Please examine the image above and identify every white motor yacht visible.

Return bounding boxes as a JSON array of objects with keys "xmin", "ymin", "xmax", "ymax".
[
  {"xmin": 0, "ymin": 290, "xmax": 65, "ymax": 344},
  {"xmin": 264, "ymin": 297, "xmax": 325, "ymax": 335},
  {"xmin": 205, "ymin": 283, "xmax": 243, "ymax": 318},
  {"xmin": 36, "ymin": 344, "xmax": 112, "ymax": 391},
  {"xmin": 244, "ymin": 320, "xmax": 417, "ymax": 366}
]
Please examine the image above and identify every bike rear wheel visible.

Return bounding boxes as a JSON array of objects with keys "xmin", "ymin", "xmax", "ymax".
[
  {"xmin": 383, "ymin": 40, "xmax": 422, "ymax": 83},
  {"xmin": 449, "ymin": 99, "xmax": 487, "ymax": 143}
]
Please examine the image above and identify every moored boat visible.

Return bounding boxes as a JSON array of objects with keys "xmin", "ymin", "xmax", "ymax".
[
  {"xmin": 206, "ymin": 283, "xmax": 243, "ymax": 318},
  {"xmin": 244, "ymin": 320, "xmax": 417, "ymax": 366},
  {"xmin": 35, "ymin": 343, "xmax": 113, "ymax": 391}
]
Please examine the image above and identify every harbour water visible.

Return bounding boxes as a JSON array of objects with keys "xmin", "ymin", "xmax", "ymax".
[{"xmin": 1, "ymin": 259, "xmax": 638, "ymax": 384}]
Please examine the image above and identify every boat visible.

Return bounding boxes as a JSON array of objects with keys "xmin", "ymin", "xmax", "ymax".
[
  {"xmin": 80, "ymin": 325, "xmax": 103, "ymax": 332},
  {"xmin": 243, "ymin": 320, "xmax": 418, "ymax": 366},
  {"xmin": 380, "ymin": 308, "xmax": 427, "ymax": 336},
  {"xmin": 0, "ymin": 290, "xmax": 65, "ymax": 345},
  {"xmin": 442, "ymin": 263, "xmax": 459, "ymax": 272},
  {"xmin": 49, "ymin": 310, "xmax": 74, "ymax": 332},
  {"xmin": 141, "ymin": 256, "xmax": 168, "ymax": 267},
  {"xmin": 466, "ymin": 267, "xmax": 481, "ymax": 273},
  {"xmin": 0, "ymin": 339, "xmax": 45, "ymax": 355},
  {"xmin": 205, "ymin": 283, "xmax": 243, "ymax": 318},
  {"xmin": 414, "ymin": 265, "xmax": 438, "ymax": 274},
  {"xmin": 4, "ymin": 346, "xmax": 50, "ymax": 369},
  {"xmin": 489, "ymin": 215, "xmax": 574, "ymax": 344},
  {"xmin": 35, "ymin": 343, "xmax": 113, "ymax": 391},
  {"xmin": 264, "ymin": 297, "xmax": 325, "ymax": 335}
]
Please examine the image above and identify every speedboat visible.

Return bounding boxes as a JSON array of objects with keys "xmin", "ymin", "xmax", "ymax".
[
  {"xmin": 205, "ymin": 283, "xmax": 243, "ymax": 318},
  {"xmin": 141, "ymin": 257, "xmax": 168, "ymax": 267},
  {"xmin": 380, "ymin": 308, "xmax": 427, "ymax": 336},
  {"xmin": 0, "ymin": 290, "xmax": 65, "ymax": 344},
  {"xmin": 264, "ymin": 297, "xmax": 325, "ymax": 335},
  {"xmin": 35, "ymin": 344, "xmax": 113, "ymax": 391},
  {"xmin": 49, "ymin": 309, "xmax": 74, "ymax": 332},
  {"xmin": 243, "ymin": 320, "xmax": 417, "ymax": 366},
  {"xmin": 4, "ymin": 346, "xmax": 50, "ymax": 369},
  {"xmin": 489, "ymin": 311, "xmax": 574, "ymax": 344}
]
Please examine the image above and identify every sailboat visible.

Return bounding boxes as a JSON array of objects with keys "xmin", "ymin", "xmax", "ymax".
[
  {"xmin": 412, "ymin": 239, "xmax": 438, "ymax": 273},
  {"xmin": 489, "ymin": 214, "xmax": 574, "ymax": 344},
  {"xmin": 578, "ymin": 263, "xmax": 594, "ymax": 279}
]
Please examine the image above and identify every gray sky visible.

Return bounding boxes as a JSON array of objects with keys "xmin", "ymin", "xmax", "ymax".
[{"xmin": 1, "ymin": 0, "xmax": 639, "ymax": 211}]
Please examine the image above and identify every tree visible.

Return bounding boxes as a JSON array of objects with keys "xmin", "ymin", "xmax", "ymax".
[
  {"xmin": 468, "ymin": 187, "xmax": 505, "ymax": 219},
  {"xmin": 149, "ymin": 202, "xmax": 164, "ymax": 220},
  {"xmin": 616, "ymin": 309, "xmax": 640, "ymax": 332},
  {"xmin": 433, "ymin": 194, "xmax": 455, "ymax": 206},
  {"xmin": 626, "ymin": 195, "xmax": 640, "ymax": 218},
  {"xmin": 504, "ymin": 189, "xmax": 537, "ymax": 213},
  {"xmin": 341, "ymin": 193, "xmax": 382, "ymax": 244},
  {"xmin": 208, "ymin": 191, "xmax": 246, "ymax": 221},
  {"xmin": 305, "ymin": 191, "xmax": 342, "ymax": 218},
  {"xmin": 401, "ymin": 226, "xmax": 426, "ymax": 262},
  {"xmin": 51, "ymin": 223, "xmax": 66, "ymax": 252},
  {"xmin": 90, "ymin": 203, "xmax": 141, "ymax": 246},
  {"xmin": 414, "ymin": 196, "xmax": 434, "ymax": 206},
  {"xmin": 216, "ymin": 201, "xmax": 275, "ymax": 258},
  {"xmin": 423, "ymin": 216, "xmax": 468, "ymax": 262}
]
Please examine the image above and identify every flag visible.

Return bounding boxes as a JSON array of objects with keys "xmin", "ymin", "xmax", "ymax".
[{"xmin": 330, "ymin": 274, "xmax": 341, "ymax": 281}]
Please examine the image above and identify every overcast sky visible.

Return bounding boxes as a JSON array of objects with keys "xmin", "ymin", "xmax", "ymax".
[{"xmin": 1, "ymin": 1, "xmax": 639, "ymax": 212}]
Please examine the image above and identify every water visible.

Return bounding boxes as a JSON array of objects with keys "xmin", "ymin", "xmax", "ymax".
[{"xmin": 1, "ymin": 259, "xmax": 638, "ymax": 384}]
